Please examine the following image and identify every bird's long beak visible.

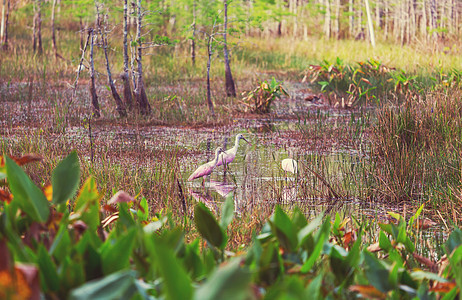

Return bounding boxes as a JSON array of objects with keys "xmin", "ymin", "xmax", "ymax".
[{"xmin": 242, "ymin": 137, "xmax": 251, "ymax": 147}]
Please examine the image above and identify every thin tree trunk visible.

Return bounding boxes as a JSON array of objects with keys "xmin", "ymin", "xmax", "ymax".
[
  {"xmin": 356, "ymin": 0, "xmax": 363, "ymax": 39},
  {"xmin": 37, "ymin": 0, "xmax": 42, "ymax": 54},
  {"xmin": 292, "ymin": 0, "xmax": 298, "ymax": 37},
  {"xmin": 400, "ymin": 1, "xmax": 405, "ymax": 45},
  {"xmin": 191, "ymin": 0, "xmax": 196, "ymax": 66},
  {"xmin": 324, "ymin": 0, "xmax": 331, "ymax": 38},
  {"xmin": 349, "ymin": 0, "xmax": 354, "ymax": 37},
  {"xmin": 223, "ymin": 0, "xmax": 236, "ymax": 97},
  {"xmin": 422, "ymin": 0, "xmax": 427, "ymax": 40},
  {"xmin": 365, "ymin": 0, "xmax": 375, "ymax": 46},
  {"xmin": 89, "ymin": 29, "xmax": 100, "ymax": 118},
  {"xmin": 135, "ymin": 0, "xmax": 151, "ymax": 114},
  {"xmin": 430, "ymin": 0, "xmax": 438, "ymax": 40},
  {"xmin": 80, "ymin": 17, "xmax": 84, "ymax": 49},
  {"xmin": 33, "ymin": 1, "xmax": 37, "ymax": 52},
  {"xmin": 97, "ymin": 5, "xmax": 127, "ymax": 117},
  {"xmin": 1, "ymin": 0, "xmax": 9, "ymax": 49},
  {"xmin": 206, "ymin": 35, "xmax": 215, "ymax": 116},
  {"xmin": 439, "ymin": 0, "xmax": 445, "ymax": 38},
  {"xmin": 122, "ymin": 0, "xmax": 133, "ymax": 110},
  {"xmin": 334, "ymin": 0, "xmax": 340, "ymax": 39},
  {"xmin": 384, "ymin": 0, "xmax": 388, "ymax": 40},
  {"xmin": 51, "ymin": 0, "xmax": 58, "ymax": 58},
  {"xmin": 1, "ymin": 0, "xmax": 5, "ymax": 42}
]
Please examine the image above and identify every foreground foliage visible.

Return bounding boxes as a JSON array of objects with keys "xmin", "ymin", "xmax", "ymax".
[{"xmin": 0, "ymin": 152, "xmax": 461, "ymax": 299}]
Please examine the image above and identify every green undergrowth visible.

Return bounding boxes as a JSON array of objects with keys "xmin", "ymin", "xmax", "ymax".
[
  {"xmin": 0, "ymin": 152, "xmax": 461, "ymax": 299},
  {"xmin": 305, "ymin": 57, "xmax": 462, "ymax": 108}
]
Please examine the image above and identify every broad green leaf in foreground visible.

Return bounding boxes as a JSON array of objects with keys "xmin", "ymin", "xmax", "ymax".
[
  {"xmin": 52, "ymin": 151, "xmax": 80, "ymax": 205},
  {"xmin": 150, "ymin": 238, "xmax": 193, "ymax": 300},
  {"xmin": 100, "ymin": 227, "xmax": 137, "ymax": 275},
  {"xmin": 194, "ymin": 259, "xmax": 252, "ymax": 300},
  {"xmin": 194, "ymin": 203, "xmax": 226, "ymax": 249},
  {"xmin": 69, "ymin": 270, "xmax": 148, "ymax": 300},
  {"xmin": 220, "ymin": 196, "xmax": 235, "ymax": 230}
]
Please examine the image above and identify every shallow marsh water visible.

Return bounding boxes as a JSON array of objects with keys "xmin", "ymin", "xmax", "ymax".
[{"xmin": 1, "ymin": 79, "xmax": 441, "ymax": 237}]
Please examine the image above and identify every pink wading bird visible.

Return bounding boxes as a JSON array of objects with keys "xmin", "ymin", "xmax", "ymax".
[
  {"xmin": 188, "ymin": 147, "xmax": 225, "ymax": 185},
  {"xmin": 216, "ymin": 134, "xmax": 251, "ymax": 170}
]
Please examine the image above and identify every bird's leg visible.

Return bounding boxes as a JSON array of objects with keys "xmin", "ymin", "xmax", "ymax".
[{"xmin": 223, "ymin": 163, "xmax": 227, "ymax": 182}]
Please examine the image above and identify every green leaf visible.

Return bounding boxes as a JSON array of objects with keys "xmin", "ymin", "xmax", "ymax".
[
  {"xmin": 136, "ymin": 197, "xmax": 149, "ymax": 222},
  {"xmin": 445, "ymin": 229, "xmax": 462, "ymax": 254},
  {"xmin": 268, "ymin": 206, "xmax": 298, "ymax": 252},
  {"xmin": 5, "ymin": 156, "xmax": 50, "ymax": 222},
  {"xmin": 363, "ymin": 251, "xmax": 393, "ymax": 293},
  {"xmin": 52, "ymin": 151, "xmax": 80, "ymax": 205},
  {"xmin": 101, "ymin": 227, "xmax": 137, "ymax": 275},
  {"xmin": 194, "ymin": 259, "xmax": 251, "ymax": 300},
  {"xmin": 411, "ymin": 271, "xmax": 447, "ymax": 283},
  {"xmin": 379, "ymin": 231, "xmax": 392, "ymax": 252},
  {"xmin": 291, "ymin": 207, "xmax": 308, "ymax": 231},
  {"xmin": 49, "ymin": 224, "xmax": 72, "ymax": 263},
  {"xmin": 194, "ymin": 203, "xmax": 226, "ymax": 249},
  {"xmin": 37, "ymin": 244, "xmax": 60, "ymax": 292},
  {"xmin": 69, "ymin": 270, "xmax": 146, "ymax": 300},
  {"xmin": 220, "ymin": 196, "xmax": 234, "ymax": 230},
  {"xmin": 301, "ymin": 230, "xmax": 327, "ymax": 273},
  {"xmin": 182, "ymin": 239, "xmax": 205, "ymax": 280},
  {"xmin": 298, "ymin": 213, "xmax": 323, "ymax": 249},
  {"xmin": 74, "ymin": 176, "xmax": 99, "ymax": 211},
  {"xmin": 60, "ymin": 256, "xmax": 86, "ymax": 292},
  {"xmin": 304, "ymin": 274, "xmax": 323, "ymax": 300},
  {"xmin": 73, "ymin": 177, "xmax": 100, "ymax": 230},
  {"xmin": 151, "ymin": 238, "xmax": 193, "ymax": 300},
  {"xmin": 388, "ymin": 263, "xmax": 399, "ymax": 289}
]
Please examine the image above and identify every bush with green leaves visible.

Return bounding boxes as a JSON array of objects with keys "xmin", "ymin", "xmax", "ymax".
[
  {"xmin": 1, "ymin": 152, "xmax": 462, "ymax": 299},
  {"xmin": 241, "ymin": 77, "xmax": 289, "ymax": 114}
]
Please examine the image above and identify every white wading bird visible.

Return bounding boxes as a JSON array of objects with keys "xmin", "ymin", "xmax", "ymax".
[
  {"xmin": 188, "ymin": 147, "xmax": 225, "ymax": 185},
  {"xmin": 216, "ymin": 134, "xmax": 251, "ymax": 170}
]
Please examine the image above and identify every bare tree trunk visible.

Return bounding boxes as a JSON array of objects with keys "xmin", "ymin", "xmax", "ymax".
[
  {"xmin": 33, "ymin": 1, "xmax": 37, "ymax": 52},
  {"xmin": 384, "ymin": 0, "xmax": 389, "ymax": 40},
  {"xmin": 421, "ymin": 0, "xmax": 427, "ymax": 41},
  {"xmin": 1, "ymin": 0, "xmax": 5, "ymax": 42},
  {"xmin": 97, "ymin": 4, "xmax": 127, "ymax": 117},
  {"xmin": 356, "ymin": 0, "xmax": 364, "ymax": 39},
  {"xmin": 223, "ymin": 0, "xmax": 236, "ymax": 97},
  {"xmin": 365, "ymin": 0, "xmax": 375, "ymax": 46},
  {"xmin": 430, "ymin": 0, "xmax": 438, "ymax": 40},
  {"xmin": 37, "ymin": 0, "xmax": 42, "ymax": 54},
  {"xmin": 122, "ymin": 0, "xmax": 133, "ymax": 110},
  {"xmin": 334, "ymin": 0, "xmax": 340, "ymax": 39},
  {"xmin": 291, "ymin": 0, "xmax": 298, "ymax": 37},
  {"xmin": 439, "ymin": 0, "xmax": 445, "ymax": 38},
  {"xmin": 191, "ymin": 0, "xmax": 196, "ymax": 66},
  {"xmin": 206, "ymin": 35, "xmax": 215, "ymax": 116},
  {"xmin": 51, "ymin": 0, "xmax": 58, "ymax": 58},
  {"xmin": 400, "ymin": 1, "xmax": 405, "ymax": 45},
  {"xmin": 89, "ymin": 29, "xmax": 100, "ymax": 118},
  {"xmin": 349, "ymin": 0, "xmax": 354, "ymax": 37},
  {"xmin": 135, "ymin": 0, "xmax": 151, "ymax": 115},
  {"xmin": 1, "ymin": 0, "xmax": 9, "ymax": 50},
  {"xmin": 80, "ymin": 17, "xmax": 84, "ymax": 50},
  {"xmin": 324, "ymin": 0, "xmax": 331, "ymax": 38}
]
